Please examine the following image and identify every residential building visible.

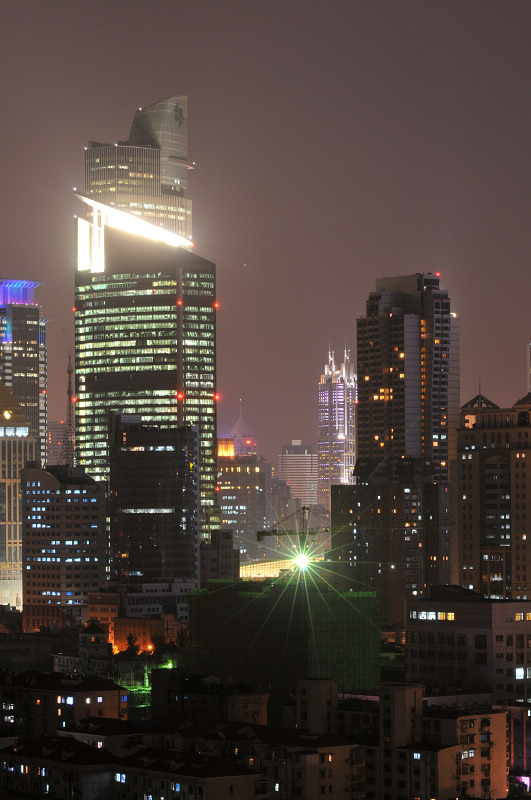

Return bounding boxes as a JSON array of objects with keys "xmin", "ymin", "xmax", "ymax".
[
  {"xmin": 317, "ymin": 349, "xmax": 357, "ymax": 510},
  {"xmin": 151, "ymin": 671, "xmax": 269, "ymax": 724},
  {"xmin": 21, "ymin": 464, "xmax": 106, "ymax": 632},
  {"xmin": 109, "ymin": 413, "xmax": 199, "ymax": 582},
  {"xmin": 0, "ymin": 737, "xmax": 115, "ymax": 800},
  {"xmin": 74, "ymin": 195, "xmax": 217, "ymax": 521},
  {"xmin": 0, "ymin": 381, "xmax": 37, "ymax": 608},
  {"xmin": 406, "ymin": 585, "xmax": 531, "ymax": 770},
  {"xmin": 335, "ymin": 273, "xmax": 460, "ymax": 624},
  {"xmin": 0, "ymin": 670, "xmax": 127, "ymax": 737},
  {"xmin": 277, "ymin": 440, "xmax": 318, "ymax": 507},
  {"xmin": 200, "ymin": 529, "xmax": 240, "ymax": 586},
  {"xmin": 457, "ymin": 391, "xmax": 531, "ymax": 598},
  {"xmin": 0, "ymin": 279, "xmax": 46, "ymax": 458},
  {"xmin": 84, "ymin": 96, "xmax": 193, "ymax": 239},
  {"xmin": 360, "ymin": 683, "xmax": 506, "ymax": 800}
]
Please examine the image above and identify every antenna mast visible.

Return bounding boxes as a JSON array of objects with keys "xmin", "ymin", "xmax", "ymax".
[{"xmin": 59, "ymin": 356, "xmax": 75, "ymax": 467}]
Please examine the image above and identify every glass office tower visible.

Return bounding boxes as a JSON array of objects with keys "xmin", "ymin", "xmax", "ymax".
[
  {"xmin": 84, "ymin": 96, "xmax": 192, "ymax": 239},
  {"xmin": 74, "ymin": 195, "xmax": 217, "ymax": 521}
]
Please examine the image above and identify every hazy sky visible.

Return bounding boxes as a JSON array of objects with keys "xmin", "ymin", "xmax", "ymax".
[{"xmin": 1, "ymin": 1, "xmax": 530, "ymax": 462}]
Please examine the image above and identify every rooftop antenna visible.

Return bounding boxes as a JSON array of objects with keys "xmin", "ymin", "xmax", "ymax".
[{"xmin": 59, "ymin": 356, "xmax": 75, "ymax": 467}]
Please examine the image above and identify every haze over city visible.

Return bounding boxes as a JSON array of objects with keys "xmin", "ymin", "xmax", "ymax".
[{"xmin": 2, "ymin": 1, "xmax": 530, "ymax": 462}]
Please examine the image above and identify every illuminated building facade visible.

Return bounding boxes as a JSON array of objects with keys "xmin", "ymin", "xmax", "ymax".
[
  {"xmin": 217, "ymin": 437, "xmax": 277, "ymax": 561},
  {"xmin": 0, "ymin": 381, "xmax": 36, "ymax": 608},
  {"xmin": 74, "ymin": 195, "xmax": 217, "ymax": 518},
  {"xmin": 317, "ymin": 349, "xmax": 356, "ymax": 510},
  {"xmin": 0, "ymin": 280, "xmax": 47, "ymax": 457},
  {"xmin": 84, "ymin": 96, "xmax": 192, "ymax": 239},
  {"xmin": 21, "ymin": 464, "xmax": 106, "ymax": 632},
  {"xmin": 109, "ymin": 413, "xmax": 199, "ymax": 581},
  {"xmin": 457, "ymin": 392, "xmax": 531, "ymax": 599},
  {"xmin": 334, "ymin": 274, "xmax": 460, "ymax": 624},
  {"xmin": 277, "ymin": 440, "xmax": 318, "ymax": 508}
]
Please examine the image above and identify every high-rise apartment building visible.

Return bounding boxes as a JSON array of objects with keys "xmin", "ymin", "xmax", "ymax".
[
  {"xmin": 21, "ymin": 464, "xmax": 106, "ymax": 632},
  {"xmin": 333, "ymin": 274, "xmax": 460, "ymax": 624},
  {"xmin": 0, "ymin": 280, "xmax": 47, "ymax": 458},
  {"xmin": 456, "ymin": 391, "xmax": 531, "ymax": 599},
  {"xmin": 217, "ymin": 437, "xmax": 277, "ymax": 560},
  {"xmin": 109, "ymin": 413, "xmax": 199, "ymax": 582},
  {"xmin": 74, "ymin": 195, "xmax": 217, "ymax": 518},
  {"xmin": 85, "ymin": 97, "xmax": 192, "ymax": 239},
  {"xmin": 277, "ymin": 440, "xmax": 318, "ymax": 508},
  {"xmin": 356, "ymin": 274, "xmax": 460, "ymax": 479},
  {"xmin": 317, "ymin": 349, "xmax": 356, "ymax": 510},
  {"xmin": 0, "ymin": 381, "xmax": 37, "ymax": 608}
]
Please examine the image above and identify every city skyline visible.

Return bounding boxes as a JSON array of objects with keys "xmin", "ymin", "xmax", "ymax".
[{"xmin": 2, "ymin": 2, "xmax": 531, "ymax": 464}]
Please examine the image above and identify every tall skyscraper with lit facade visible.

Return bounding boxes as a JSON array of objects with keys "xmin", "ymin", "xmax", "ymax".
[
  {"xmin": 0, "ymin": 280, "xmax": 47, "ymax": 457},
  {"xmin": 0, "ymin": 381, "xmax": 36, "ymax": 609},
  {"xmin": 317, "ymin": 349, "xmax": 357, "ymax": 510},
  {"xmin": 332, "ymin": 274, "xmax": 460, "ymax": 624},
  {"xmin": 84, "ymin": 96, "xmax": 192, "ymax": 239},
  {"xmin": 74, "ymin": 195, "xmax": 217, "ymax": 520}
]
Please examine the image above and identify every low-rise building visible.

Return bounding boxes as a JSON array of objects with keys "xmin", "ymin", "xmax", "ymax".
[{"xmin": 0, "ymin": 670, "xmax": 127, "ymax": 737}]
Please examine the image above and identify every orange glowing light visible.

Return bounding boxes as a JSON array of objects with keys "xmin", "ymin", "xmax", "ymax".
[
  {"xmin": 177, "ymin": 299, "xmax": 183, "ymax": 306},
  {"xmin": 177, "ymin": 392, "xmax": 185, "ymax": 400},
  {"xmin": 213, "ymin": 301, "xmax": 220, "ymax": 309}
]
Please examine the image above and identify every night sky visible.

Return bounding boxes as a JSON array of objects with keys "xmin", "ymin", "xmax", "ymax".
[{"xmin": 2, "ymin": 2, "xmax": 530, "ymax": 463}]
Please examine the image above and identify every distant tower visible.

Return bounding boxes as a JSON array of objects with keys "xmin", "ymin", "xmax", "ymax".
[
  {"xmin": 277, "ymin": 441, "xmax": 318, "ymax": 508},
  {"xmin": 317, "ymin": 349, "xmax": 357, "ymax": 510},
  {"xmin": 0, "ymin": 280, "xmax": 47, "ymax": 459},
  {"xmin": 217, "ymin": 435, "xmax": 276, "ymax": 560},
  {"xmin": 230, "ymin": 400, "xmax": 256, "ymax": 455},
  {"xmin": 59, "ymin": 356, "xmax": 75, "ymax": 467}
]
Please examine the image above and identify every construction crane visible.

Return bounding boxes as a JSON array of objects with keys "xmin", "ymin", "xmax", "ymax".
[{"xmin": 257, "ymin": 506, "xmax": 329, "ymax": 557}]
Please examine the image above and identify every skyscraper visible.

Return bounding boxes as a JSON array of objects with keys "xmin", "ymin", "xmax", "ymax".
[
  {"xmin": 74, "ymin": 195, "xmax": 217, "ymax": 520},
  {"xmin": 317, "ymin": 349, "xmax": 357, "ymax": 510},
  {"xmin": 333, "ymin": 273, "xmax": 460, "ymax": 623},
  {"xmin": 109, "ymin": 413, "xmax": 199, "ymax": 582},
  {"xmin": 356, "ymin": 273, "xmax": 460, "ymax": 481},
  {"xmin": 0, "ymin": 381, "xmax": 36, "ymax": 608},
  {"xmin": 84, "ymin": 96, "xmax": 193, "ymax": 239},
  {"xmin": 0, "ymin": 280, "xmax": 47, "ymax": 458}
]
